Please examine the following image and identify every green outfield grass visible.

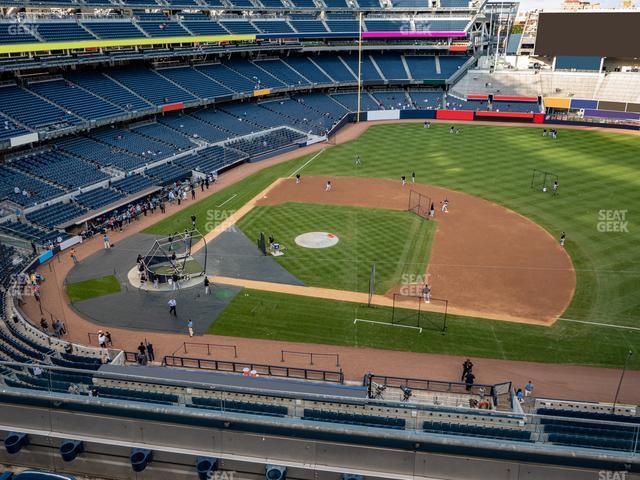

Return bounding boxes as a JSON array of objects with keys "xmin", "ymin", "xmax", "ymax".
[
  {"xmin": 236, "ymin": 203, "xmax": 435, "ymax": 293},
  {"xmin": 66, "ymin": 275, "xmax": 121, "ymax": 303},
  {"xmin": 209, "ymin": 289, "xmax": 640, "ymax": 369},
  {"xmin": 149, "ymin": 123, "xmax": 640, "ymax": 367}
]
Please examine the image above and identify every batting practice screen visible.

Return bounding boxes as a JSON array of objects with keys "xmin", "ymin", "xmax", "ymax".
[{"xmin": 534, "ymin": 12, "xmax": 640, "ymax": 58}]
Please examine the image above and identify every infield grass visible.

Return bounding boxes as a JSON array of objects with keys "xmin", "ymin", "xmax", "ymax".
[
  {"xmin": 66, "ymin": 275, "xmax": 121, "ymax": 303},
  {"xmin": 236, "ymin": 203, "xmax": 435, "ymax": 293}
]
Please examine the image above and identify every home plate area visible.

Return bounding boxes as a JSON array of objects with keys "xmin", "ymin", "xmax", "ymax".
[{"xmin": 294, "ymin": 231, "xmax": 340, "ymax": 249}]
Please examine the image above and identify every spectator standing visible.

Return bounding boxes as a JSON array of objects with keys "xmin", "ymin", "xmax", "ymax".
[
  {"xmin": 137, "ymin": 342, "xmax": 146, "ymax": 360},
  {"xmin": 146, "ymin": 343, "xmax": 155, "ymax": 362},
  {"xmin": 98, "ymin": 331, "xmax": 107, "ymax": 348},
  {"xmin": 70, "ymin": 248, "xmax": 78, "ymax": 265},
  {"xmin": 461, "ymin": 358, "xmax": 473, "ymax": 381},
  {"xmin": 53, "ymin": 319, "xmax": 63, "ymax": 338},
  {"xmin": 204, "ymin": 276, "xmax": 211, "ymax": 295},
  {"xmin": 525, "ymin": 380, "xmax": 534, "ymax": 397},
  {"xmin": 187, "ymin": 319, "xmax": 194, "ymax": 337},
  {"xmin": 40, "ymin": 317, "xmax": 49, "ymax": 333},
  {"xmin": 168, "ymin": 298, "xmax": 177, "ymax": 316}
]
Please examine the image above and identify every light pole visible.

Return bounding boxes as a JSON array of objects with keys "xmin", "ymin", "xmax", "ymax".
[{"xmin": 612, "ymin": 349, "xmax": 633, "ymax": 413}]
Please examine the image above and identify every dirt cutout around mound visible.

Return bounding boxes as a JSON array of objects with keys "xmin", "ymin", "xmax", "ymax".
[{"xmin": 257, "ymin": 176, "xmax": 576, "ymax": 324}]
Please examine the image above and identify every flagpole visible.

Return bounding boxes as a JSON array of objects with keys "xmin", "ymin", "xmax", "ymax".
[{"xmin": 357, "ymin": 11, "xmax": 363, "ymax": 123}]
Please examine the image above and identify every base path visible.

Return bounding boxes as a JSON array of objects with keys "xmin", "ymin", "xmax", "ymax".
[{"xmin": 256, "ymin": 176, "xmax": 576, "ymax": 324}]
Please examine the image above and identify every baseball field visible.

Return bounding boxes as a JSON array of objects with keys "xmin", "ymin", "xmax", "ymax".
[{"xmin": 145, "ymin": 122, "xmax": 640, "ymax": 368}]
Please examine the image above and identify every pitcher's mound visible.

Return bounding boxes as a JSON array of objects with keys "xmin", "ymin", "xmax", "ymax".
[{"xmin": 295, "ymin": 232, "xmax": 339, "ymax": 249}]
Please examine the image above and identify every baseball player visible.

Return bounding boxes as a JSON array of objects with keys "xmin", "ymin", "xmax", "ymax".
[
  {"xmin": 295, "ymin": 173, "xmax": 301, "ymax": 184},
  {"xmin": 325, "ymin": 180, "xmax": 332, "ymax": 192},
  {"xmin": 441, "ymin": 198, "xmax": 449, "ymax": 213},
  {"xmin": 552, "ymin": 180, "xmax": 559, "ymax": 195},
  {"xmin": 355, "ymin": 154, "xmax": 362, "ymax": 167},
  {"xmin": 422, "ymin": 283, "xmax": 431, "ymax": 304},
  {"xmin": 401, "ymin": 175, "xmax": 406, "ymax": 186},
  {"xmin": 411, "ymin": 171, "xmax": 415, "ymax": 184},
  {"xmin": 560, "ymin": 231, "xmax": 566, "ymax": 247},
  {"xmin": 429, "ymin": 202, "xmax": 435, "ymax": 218}
]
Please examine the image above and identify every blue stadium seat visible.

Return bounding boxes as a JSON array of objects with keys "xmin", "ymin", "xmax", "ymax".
[{"xmin": 26, "ymin": 202, "xmax": 87, "ymax": 229}]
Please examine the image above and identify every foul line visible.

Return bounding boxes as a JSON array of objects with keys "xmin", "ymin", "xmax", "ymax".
[
  {"xmin": 354, "ymin": 318, "xmax": 422, "ymax": 333},
  {"xmin": 217, "ymin": 194, "xmax": 237, "ymax": 207},
  {"xmin": 288, "ymin": 148, "xmax": 325, "ymax": 178},
  {"xmin": 558, "ymin": 317, "xmax": 640, "ymax": 331}
]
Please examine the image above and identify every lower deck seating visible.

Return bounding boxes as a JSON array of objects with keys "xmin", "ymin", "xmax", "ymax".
[
  {"xmin": 423, "ymin": 421, "xmax": 532, "ymax": 441},
  {"xmin": 226, "ymin": 128, "xmax": 306, "ymax": 156},
  {"xmin": 74, "ymin": 188, "xmax": 125, "ymax": 210},
  {"xmin": 112, "ymin": 174, "xmax": 156, "ymax": 194},
  {"xmin": 191, "ymin": 396, "xmax": 288, "ymax": 416},
  {"xmin": 26, "ymin": 202, "xmax": 87, "ymax": 229},
  {"xmin": 304, "ymin": 409, "xmax": 405, "ymax": 429}
]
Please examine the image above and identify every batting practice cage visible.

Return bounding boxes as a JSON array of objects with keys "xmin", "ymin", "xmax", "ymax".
[
  {"xmin": 531, "ymin": 169, "xmax": 559, "ymax": 192},
  {"xmin": 141, "ymin": 229, "xmax": 206, "ymax": 284},
  {"xmin": 391, "ymin": 293, "xmax": 448, "ymax": 333},
  {"xmin": 408, "ymin": 190, "xmax": 432, "ymax": 220}
]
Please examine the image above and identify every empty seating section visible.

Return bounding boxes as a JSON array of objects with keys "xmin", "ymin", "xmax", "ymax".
[
  {"xmin": 226, "ymin": 127, "xmax": 306, "ymax": 155},
  {"xmin": 408, "ymin": 90, "xmax": 443, "ymax": 109},
  {"xmin": 290, "ymin": 20, "xmax": 327, "ymax": 33},
  {"xmin": 0, "ymin": 221, "xmax": 60, "ymax": 244},
  {"xmin": 221, "ymin": 102, "xmax": 286, "ymax": 130},
  {"xmin": 108, "ymin": 68, "xmax": 196, "ymax": 105},
  {"xmin": 311, "ymin": 56, "xmax": 356, "ymax": 82},
  {"xmin": 28, "ymin": 80, "xmax": 124, "ymax": 121},
  {"xmin": 0, "ymin": 114, "xmax": 30, "ymax": 141},
  {"xmin": 67, "ymin": 72, "xmax": 151, "ymax": 113},
  {"xmin": 405, "ymin": 55, "xmax": 438, "ymax": 80},
  {"xmin": 371, "ymin": 91, "xmax": 411, "ymax": 109},
  {"xmin": 331, "ymin": 92, "xmax": 379, "ymax": 111},
  {"xmin": 182, "ymin": 20, "xmax": 228, "ymax": 35},
  {"xmin": 144, "ymin": 163, "xmax": 191, "ymax": 185},
  {"xmin": 0, "ymin": 85, "xmax": 81, "ymax": 130},
  {"xmin": 11, "ymin": 150, "xmax": 109, "ymax": 189},
  {"xmin": 112, "ymin": 174, "xmax": 155, "ymax": 194},
  {"xmin": 0, "ymin": 166, "xmax": 65, "ymax": 207},
  {"xmin": 0, "ymin": 23, "xmax": 38, "ymax": 43},
  {"xmin": 226, "ymin": 59, "xmax": 285, "ymax": 89},
  {"xmin": 252, "ymin": 20, "xmax": 294, "ymax": 34},
  {"xmin": 304, "ymin": 409, "xmax": 405, "ymax": 429},
  {"xmin": 82, "ymin": 21, "xmax": 145, "ymax": 39},
  {"xmin": 261, "ymin": 99, "xmax": 331, "ymax": 133},
  {"xmin": 58, "ymin": 137, "xmax": 145, "ymax": 172},
  {"xmin": 175, "ymin": 145, "xmax": 245, "ymax": 173},
  {"xmin": 26, "ymin": 202, "xmax": 87, "ymax": 228},
  {"xmin": 219, "ymin": 21, "xmax": 259, "ymax": 34},
  {"xmin": 356, "ymin": 0, "xmax": 381, "ymax": 7},
  {"xmin": 391, "ymin": 0, "xmax": 427, "ymax": 6},
  {"xmin": 98, "ymin": 386, "xmax": 178, "ymax": 404},
  {"xmin": 160, "ymin": 114, "xmax": 231, "ymax": 143},
  {"xmin": 325, "ymin": 19, "xmax": 359, "ymax": 32},
  {"xmin": 132, "ymin": 123, "xmax": 196, "ymax": 150},
  {"xmin": 260, "ymin": 0, "xmax": 286, "ymax": 7},
  {"xmin": 439, "ymin": 56, "xmax": 467, "ymax": 77},
  {"xmin": 290, "ymin": 0, "xmax": 317, "ymax": 6},
  {"xmin": 372, "ymin": 54, "xmax": 408, "ymax": 80},
  {"xmin": 192, "ymin": 109, "xmax": 259, "ymax": 136},
  {"xmin": 283, "ymin": 57, "xmax": 333, "ymax": 84},
  {"xmin": 341, "ymin": 54, "xmax": 380, "ymax": 80},
  {"xmin": 414, "ymin": 19, "xmax": 469, "ymax": 31},
  {"xmin": 137, "ymin": 21, "xmax": 190, "ymax": 37},
  {"xmin": 196, "ymin": 63, "xmax": 256, "ymax": 94},
  {"xmin": 293, "ymin": 92, "xmax": 348, "ymax": 120},
  {"xmin": 92, "ymin": 128, "xmax": 178, "ymax": 160},
  {"xmin": 254, "ymin": 59, "xmax": 310, "ymax": 86},
  {"xmin": 33, "ymin": 22, "xmax": 95, "ymax": 41},
  {"xmin": 365, "ymin": 20, "xmax": 408, "ymax": 31},
  {"xmin": 191, "ymin": 396, "xmax": 288, "ymax": 416},
  {"xmin": 440, "ymin": 0, "xmax": 469, "ymax": 6},
  {"xmin": 423, "ymin": 421, "xmax": 532, "ymax": 441},
  {"xmin": 227, "ymin": 0, "xmax": 256, "ymax": 7},
  {"xmin": 157, "ymin": 67, "xmax": 231, "ymax": 100},
  {"xmin": 73, "ymin": 188, "xmax": 125, "ymax": 210}
]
